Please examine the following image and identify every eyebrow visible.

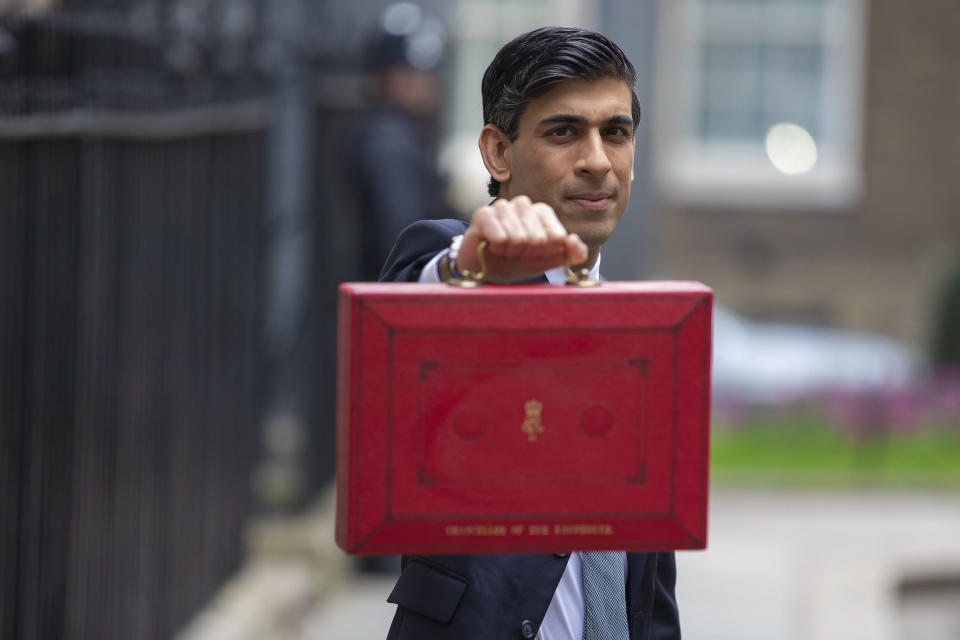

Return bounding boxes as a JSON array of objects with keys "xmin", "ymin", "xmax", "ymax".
[{"xmin": 537, "ymin": 114, "xmax": 634, "ymax": 128}]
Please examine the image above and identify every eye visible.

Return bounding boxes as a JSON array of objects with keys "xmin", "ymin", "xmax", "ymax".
[
  {"xmin": 547, "ymin": 126, "xmax": 574, "ymax": 138},
  {"xmin": 603, "ymin": 126, "xmax": 632, "ymax": 139}
]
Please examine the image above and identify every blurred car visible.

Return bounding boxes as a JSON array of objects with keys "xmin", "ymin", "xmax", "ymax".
[{"xmin": 711, "ymin": 304, "xmax": 923, "ymax": 405}]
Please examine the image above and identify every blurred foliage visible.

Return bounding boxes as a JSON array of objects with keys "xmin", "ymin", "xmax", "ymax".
[{"xmin": 710, "ymin": 411, "xmax": 960, "ymax": 487}]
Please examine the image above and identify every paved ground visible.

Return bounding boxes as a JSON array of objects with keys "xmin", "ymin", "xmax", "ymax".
[
  {"xmin": 675, "ymin": 488, "xmax": 960, "ymax": 640},
  {"xmin": 300, "ymin": 487, "xmax": 960, "ymax": 640},
  {"xmin": 178, "ymin": 486, "xmax": 960, "ymax": 640}
]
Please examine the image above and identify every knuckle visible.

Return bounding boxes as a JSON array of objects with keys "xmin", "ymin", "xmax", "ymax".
[
  {"xmin": 534, "ymin": 202, "xmax": 557, "ymax": 218},
  {"xmin": 473, "ymin": 205, "xmax": 495, "ymax": 222},
  {"xmin": 533, "ymin": 201, "xmax": 551, "ymax": 214}
]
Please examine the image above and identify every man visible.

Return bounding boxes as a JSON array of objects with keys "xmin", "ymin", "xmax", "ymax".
[{"xmin": 379, "ymin": 27, "xmax": 681, "ymax": 640}]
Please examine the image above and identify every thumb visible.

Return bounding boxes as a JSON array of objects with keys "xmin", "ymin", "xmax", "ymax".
[{"xmin": 564, "ymin": 234, "xmax": 589, "ymax": 266}]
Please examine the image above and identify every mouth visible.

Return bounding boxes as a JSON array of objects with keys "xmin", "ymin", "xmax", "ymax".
[{"xmin": 567, "ymin": 191, "xmax": 614, "ymax": 211}]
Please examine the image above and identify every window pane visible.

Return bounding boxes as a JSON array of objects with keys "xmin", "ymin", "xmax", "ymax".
[
  {"xmin": 700, "ymin": 109, "xmax": 764, "ymax": 141},
  {"xmin": 697, "ymin": 0, "xmax": 827, "ymax": 146},
  {"xmin": 699, "ymin": 43, "xmax": 762, "ymax": 141},
  {"xmin": 760, "ymin": 44, "xmax": 823, "ymax": 139}
]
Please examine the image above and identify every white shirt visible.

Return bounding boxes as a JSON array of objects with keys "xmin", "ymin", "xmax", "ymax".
[
  {"xmin": 418, "ymin": 250, "xmax": 627, "ymax": 640},
  {"xmin": 538, "ymin": 551, "xmax": 629, "ymax": 640},
  {"xmin": 417, "ymin": 250, "xmax": 601, "ymax": 286}
]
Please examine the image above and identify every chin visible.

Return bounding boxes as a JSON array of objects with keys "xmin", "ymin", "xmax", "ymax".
[
  {"xmin": 570, "ymin": 212, "xmax": 620, "ymax": 238},
  {"xmin": 574, "ymin": 227, "xmax": 615, "ymax": 250}
]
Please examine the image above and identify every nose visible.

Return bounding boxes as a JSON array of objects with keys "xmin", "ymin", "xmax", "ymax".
[{"xmin": 575, "ymin": 130, "xmax": 611, "ymax": 177}]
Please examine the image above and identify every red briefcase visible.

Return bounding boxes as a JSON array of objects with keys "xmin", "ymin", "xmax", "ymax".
[{"xmin": 335, "ymin": 281, "xmax": 712, "ymax": 555}]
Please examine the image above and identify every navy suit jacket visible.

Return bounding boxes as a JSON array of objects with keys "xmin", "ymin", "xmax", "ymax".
[{"xmin": 380, "ymin": 219, "xmax": 681, "ymax": 640}]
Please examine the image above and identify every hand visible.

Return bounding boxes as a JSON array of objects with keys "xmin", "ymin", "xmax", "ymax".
[{"xmin": 453, "ymin": 196, "xmax": 589, "ymax": 282}]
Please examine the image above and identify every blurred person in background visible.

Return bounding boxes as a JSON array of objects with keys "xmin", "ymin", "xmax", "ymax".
[{"xmin": 353, "ymin": 2, "xmax": 459, "ymax": 281}]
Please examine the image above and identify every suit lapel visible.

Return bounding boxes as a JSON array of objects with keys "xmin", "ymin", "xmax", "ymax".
[{"xmin": 626, "ymin": 553, "xmax": 654, "ymax": 638}]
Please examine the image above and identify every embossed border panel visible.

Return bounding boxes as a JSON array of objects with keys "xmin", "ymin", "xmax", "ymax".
[{"xmin": 336, "ymin": 282, "xmax": 712, "ymax": 554}]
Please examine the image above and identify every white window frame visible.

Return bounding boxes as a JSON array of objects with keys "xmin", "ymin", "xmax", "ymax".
[{"xmin": 652, "ymin": 0, "xmax": 868, "ymax": 211}]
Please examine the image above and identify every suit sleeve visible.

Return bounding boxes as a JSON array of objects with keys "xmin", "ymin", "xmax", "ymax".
[
  {"xmin": 378, "ymin": 219, "xmax": 469, "ymax": 283},
  {"xmin": 650, "ymin": 552, "xmax": 681, "ymax": 639}
]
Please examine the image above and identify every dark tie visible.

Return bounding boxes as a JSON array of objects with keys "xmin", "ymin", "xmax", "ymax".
[{"xmin": 581, "ymin": 551, "xmax": 629, "ymax": 640}]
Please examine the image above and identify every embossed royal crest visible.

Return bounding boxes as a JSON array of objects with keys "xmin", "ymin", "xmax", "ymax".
[{"xmin": 521, "ymin": 398, "xmax": 545, "ymax": 441}]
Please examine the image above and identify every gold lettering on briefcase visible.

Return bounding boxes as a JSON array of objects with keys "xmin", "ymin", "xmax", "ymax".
[{"xmin": 522, "ymin": 399, "xmax": 545, "ymax": 441}]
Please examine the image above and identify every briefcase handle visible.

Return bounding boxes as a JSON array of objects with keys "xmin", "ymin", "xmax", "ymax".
[
  {"xmin": 444, "ymin": 240, "xmax": 489, "ymax": 288},
  {"xmin": 445, "ymin": 240, "xmax": 600, "ymax": 288},
  {"xmin": 564, "ymin": 263, "xmax": 601, "ymax": 287}
]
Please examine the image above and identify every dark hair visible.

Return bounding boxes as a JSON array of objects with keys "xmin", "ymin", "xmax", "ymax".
[{"xmin": 481, "ymin": 27, "xmax": 642, "ymax": 197}]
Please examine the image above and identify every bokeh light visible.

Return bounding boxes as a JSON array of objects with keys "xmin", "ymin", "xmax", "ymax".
[{"xmin": 765, "ymin": 122, "xmax": 818, "ymax": 175}]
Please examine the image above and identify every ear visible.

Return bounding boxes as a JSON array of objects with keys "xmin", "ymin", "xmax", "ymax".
[{"xmin": 478, "ymin": 124, "xmax": 512, "ymax": 186}]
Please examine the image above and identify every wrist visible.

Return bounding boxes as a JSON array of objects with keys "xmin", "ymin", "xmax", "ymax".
[
  {"xmin": 441, "ymin": 234, "xmax": 487, "ymax": 285},
  {"xmin": 447, "ymin": 235, "xmax": 465, "ymax": 278},
  {"xmin": 438, "ymin": 252, "xmax": 454, "ymax": 282}
]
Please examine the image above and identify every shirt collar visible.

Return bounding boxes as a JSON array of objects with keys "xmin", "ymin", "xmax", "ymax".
[{"xmin": 543, "ymin": 254, "xmax": 602, "ymax": 286}]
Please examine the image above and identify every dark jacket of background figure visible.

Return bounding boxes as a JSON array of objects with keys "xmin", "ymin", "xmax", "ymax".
[
  {"xmin": 379, "ymin": 219, "xmax": 682, "ymax": 640},
  {"xmin": 354, "ymin": 107, "xmax": 458, "ymax": 281}
]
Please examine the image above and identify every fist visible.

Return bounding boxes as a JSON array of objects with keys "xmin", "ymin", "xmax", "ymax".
[{"xmin": 454, "ymin": 196, "xmax": 589, "ymax": 282}]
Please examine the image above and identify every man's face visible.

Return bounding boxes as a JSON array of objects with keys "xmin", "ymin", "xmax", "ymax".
[{"xmin": 501, "ymin": 77, "xmax": 636, "ymax": 249}]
